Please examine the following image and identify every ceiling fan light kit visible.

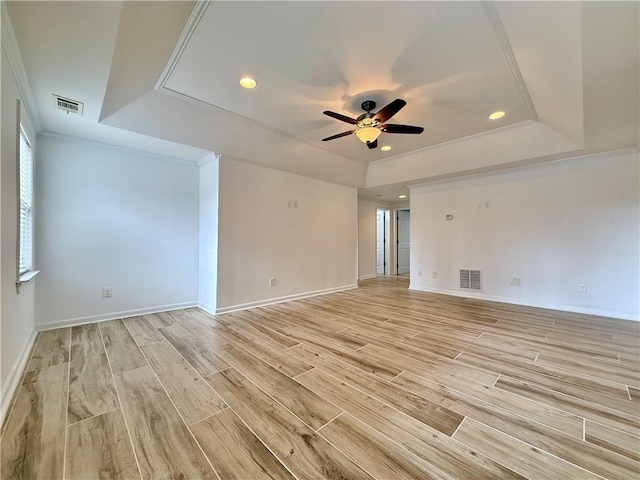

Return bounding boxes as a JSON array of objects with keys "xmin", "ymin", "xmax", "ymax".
[
  {"xmin": 355, "ymin": 126, "xmax": 381, "ymax": 144},
  {"xmin": 321, "ymin": 98, "xmax": 424, "ymax": 150}
]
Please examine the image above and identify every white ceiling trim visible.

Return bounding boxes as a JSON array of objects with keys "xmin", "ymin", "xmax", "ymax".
[
  {"xmin": 39, "ymin": 131, "xmax": 200, "ymax": 167},
  {"xmin": 158, "ymin": 85, "xmax": 363, "ymax": 165},
  {"xmin": 197, "ymin": 151, "xmax": 220, "ymax": 167},
  {"xmin": 407, "ymin": 147, "xmax": 639, "ymax": 192},
  {"xmin": 155, "ymin": 0, "xmax": 210, "ymax": 92},
  {"xmin": 1, "ymin": 1, "xmax": 41, "ymax": 132},
  {"xmin": 481, "ymin": 1, "xmax": 538, "ymax": 122},
  {"xmin": 368, "ymin": 119, "xmax": 535, "ymax": 167},
  {"xmin": 365, "ymin": 121, "xmax": 581, "ymax": 188}
]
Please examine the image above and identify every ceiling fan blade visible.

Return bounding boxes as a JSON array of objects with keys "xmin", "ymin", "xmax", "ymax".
[
  {"xmin": 323, "ymin": 111, "xmax": 358, "ymax": 124},
  {"xmin": 373, "ymin": 99, "xmax": 407, "ymax": 123},
  {"xmin": 322, "ymin": 130, "xmax": 355, "ymax": 141},
  {"xmin": 381, "ymin": 124, "xmax": 424, "ymax": 134},
  {"xmin": 367, "ymin": 139, "xmax": 378, "ymax": 150}
]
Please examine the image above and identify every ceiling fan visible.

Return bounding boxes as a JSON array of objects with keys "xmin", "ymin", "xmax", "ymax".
[{"xmin": 322, "ymin": 99, "xmax": 424, "ymax": 149}]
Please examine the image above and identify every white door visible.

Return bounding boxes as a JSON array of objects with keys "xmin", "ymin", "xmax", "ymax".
[
  {"xmin": 376, "ymin": 211, "xmax": 385, "ymax": 274},
  {"xmin": 397, "ymin": 210, "xmax": 410, "ymax": 274}
]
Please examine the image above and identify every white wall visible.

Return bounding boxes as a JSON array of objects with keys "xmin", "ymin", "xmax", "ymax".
[
  {"xmin": 410, "ymin": 150, "xmax": 640, "ymax": 320},
  {"xmin": 35, "ymin": 134, "xmax": 199, "ymax": 328},
  {"xmin": 216, "ymin": 158, "xmax": 358, "ymax": 311},
  {"xmin": 198, "ymin": 156, "xmax": 219, "ymax": 313},
  {"xmin": 358, "ymin": 198, "xmax": 377, "ymax": 280},
  {"xmin": 1, "ymin": 46, "xmax": 37, "ymax": 420}
]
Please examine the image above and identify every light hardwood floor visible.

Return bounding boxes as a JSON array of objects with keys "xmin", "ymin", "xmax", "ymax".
[{"xmin": 2, "ymin": 276, "xmax": 639, "ymax": 479}]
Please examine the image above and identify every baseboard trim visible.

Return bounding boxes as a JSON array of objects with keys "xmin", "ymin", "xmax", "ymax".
[
  {"xmin": 358, "ymin": 274, "xmax": 378, "ymax": 281},
  {"xmin": 215, "ymin": 284, "xmax": 358, "ymax": 315},
  {"xmin": 198, "ymin": 302, "xmax": 216, "ymax": 316},
  {"xmin": 1, "ymin": 330, "xmax": 37, "ymax": 426},
  {"xmin": 408, "ymin": 285, "xmax": 639, "ymax": 321},
  {"xmin": 36, "ymin": 301, "xmax": 198, "ymax": 331}
]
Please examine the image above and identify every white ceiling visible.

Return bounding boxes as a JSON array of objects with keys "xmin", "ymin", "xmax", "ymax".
[{"xmin": 5, "ymin": 1, "xmax": 639, "ymax": 203}]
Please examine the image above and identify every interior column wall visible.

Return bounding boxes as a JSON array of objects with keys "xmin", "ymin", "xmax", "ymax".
[
  {"xmin": 216, "ymin": 158, "xmax": 358, "ymax": 312},
  {"xmin": 198, "ymin": 156, "xmax": 219, "ymax": 313}
]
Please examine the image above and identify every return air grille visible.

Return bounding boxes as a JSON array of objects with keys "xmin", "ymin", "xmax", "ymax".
[
  {"xmin": 52, "ymin": 94, "xmax": 83, "ymax": 115},
  {"xmin": 460, "ymin": 269, "xmax": 482, "ymax": 291}
]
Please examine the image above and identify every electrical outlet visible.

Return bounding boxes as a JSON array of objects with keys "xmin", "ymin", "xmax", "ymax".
[
  {"xmin": 431, "ymin": 272, "xmax": 438, "ymax": 278},
  {"xmin": 418, "ymin": 270, "xmax": 423, "ymax": 277},
  {"xmin": 293, "ymin": 200, "xmax": 298, "ymax": 208},
  {"xmin": 269, "ymin": 277, "xmax": 276, "ymax": 287},
  {"xmin": 578, "ymin": 283, "xmax": 587, "ymax": 293},
  {"xmin": 102, "ymin": 287, "xmax": 112, "ymax": 298},
  {"xmin": 484, "ymin": 201, "xmax": 491, "ymax": 209},
  {"xmin": 509, "ymin": 277, "xmax": 521, "ymax": 287}
]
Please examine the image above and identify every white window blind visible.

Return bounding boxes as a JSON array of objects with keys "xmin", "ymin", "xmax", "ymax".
[{"xmin": 19, "ymin": 128, "xmax": 33, "ymax": 274}]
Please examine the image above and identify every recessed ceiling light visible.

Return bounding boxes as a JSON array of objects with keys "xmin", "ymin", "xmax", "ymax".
[
  {"xmin": 381, "ymin": 145, "xmax": 392, "ymax": 151},
  {"xmin": 489, "ymin": 111, "xmax": 505, "ymax": 120},
  {"xmin": 398, "ymin": 194, "xmax": 407, "ymax": 199},
  {"xmin": 239, "ymin": 77, "xmax": 257, "ymax": 89}
]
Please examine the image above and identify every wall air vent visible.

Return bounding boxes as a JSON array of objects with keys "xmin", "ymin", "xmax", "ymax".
[
  {"xmin": 52, "ymin": 94, "xmax": 83, "ymax": 115},
  {"xmin": 460, "ymin": 269, "xmax": 482, "ymax": 291}
]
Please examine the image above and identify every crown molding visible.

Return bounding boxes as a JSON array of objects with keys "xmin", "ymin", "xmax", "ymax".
[
  {"xmin": 1, "ymin": 2, "xmax": 42, "ymax": 132},
  {"xmin": 155, "ymin": 0, "xmax": 210, "ymax": 91},
  {"xmin": 197, "ymin": 152, "xmax": 220, "ymax": 167},
  {"xmin": 39, "ymin": 131, "xmax": 201, "ymax": 166},
  {"xmin": 407, "ymin": 147, "xmax": 639, "ymax": 191},
  {"xmin": 481, "ymin": 1, "xmax": 538, "ymax": 122}
]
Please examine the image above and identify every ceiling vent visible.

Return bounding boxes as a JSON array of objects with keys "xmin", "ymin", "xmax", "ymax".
[
  {"xmin": 460, "ymin": 269, "xmax": 482, "ymax": 291},
  {"xmin": 52, "ymin": 94, "xmax": 83, "ymax": 115}
]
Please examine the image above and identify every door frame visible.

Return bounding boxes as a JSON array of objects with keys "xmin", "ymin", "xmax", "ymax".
[
  {"xmin": 376, "ymin": 209, "xmax": 391, "ymax": 275},
  {"xmin": 396, "ymin": 208, "xmax": 410, "ymax": 275}
]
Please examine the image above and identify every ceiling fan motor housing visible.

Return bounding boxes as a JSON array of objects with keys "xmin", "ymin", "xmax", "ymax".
[{"xmin": 361, "ymin": 100, "xmax": 376, "ymax": 112}]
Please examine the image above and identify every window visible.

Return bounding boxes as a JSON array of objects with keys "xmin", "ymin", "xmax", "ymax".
[{"xmin": 19, "ymin": 127, "xmax": 34, "ymax": 275}]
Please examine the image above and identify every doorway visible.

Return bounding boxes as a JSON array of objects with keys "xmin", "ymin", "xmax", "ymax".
[
  {"xmin": 376, "ymin": 209, "xmax": 390, "ymax": 275},
  {"xmin": 396, "ymin": 209, "xmax": 410, "ymax": 275}
]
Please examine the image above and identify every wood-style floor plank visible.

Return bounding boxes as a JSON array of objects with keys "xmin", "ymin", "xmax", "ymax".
[
  {"xmin": 222, "ymin": 311, "xmax": 300, "ymax": 349},
  {"xmin": 141, "ymin": 340, "xmax": 227, "ymax": 425},
  {"xmin": 114, "ymin": 366, "xmax": 216, "ymax": 479},
  {"xmin": 71, "ymin": 323, "xmax": 102, "ymax": 350},
  {"xmin": 360, "ymin": 343, "xmax": 499, "ymax": 387},
  {"xmin": 536, "ymin": 352, "xmax": 640, "ymax": 387},
  {"xmin": 0, "ymin": 364, "xmax": 68, "ymax": 479},
  {"xmin": 26, "ymin": 328, "xmax": 70, "ymax": 372},
  {"xmin": 157, "ymin": 323, "xmax": 230, "ymax": 377},
  {"xmin": 99, "ymin": 319, "xmax": 147, "ymax": 374},
  {"xmin": 288, "ymin": 343, "xmax": 465, "ymax": 436},
  {"xmin": 65, "ymin": 409, "xmax": 139, "ymax": 479},
  {"xmin": 214, "ymin": 342, "xmax": 341, "ymax": 430},
  {"xmin": 190, "ymin": 408, "xmax": 295, "ymax": 480},
  {"xmin": 318, "ymin": 413, "xmax": 452, "ymax": 480},
  {"xmin": 453, "ymin": 417, "xmax": 602, "ymax": 480},
  {"xmin": 5, "ymin": 277, "xmax": 640, "ymax": 480},
  {"xmin": 391, "ymin": 371, "xmax": 640, "ymax": 480},
  {"xmin": 122, "ymin": 316, "xmax": 164, "ymax": 346},
  {"xmin": 142, "ymin": 312, "xmax": 174, "ymax": 329},
  {"xmin": 216, "ymin": 324, "xmax": 313, "ymax": 377},
  {"xmin": 495, "ymin": 375, "xmax": 640, "ymax": 437},
  {"xmin": 585, "ymin": 419, "xmax": 640, "ymax": 462},
  {"xmin": 205, "ymin": 367, "xmax": 374, "ymax": 479},
  {"xmin": 296, "ymin": 367, "xmax": 522, "ymax": 479},
  {"xmin": 67, "ymin": 345, "xmax": 119, "ymax": 424},
  {"xmin": 457, "ymin": 351, "xmax": 638, "ymax": 415}
]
